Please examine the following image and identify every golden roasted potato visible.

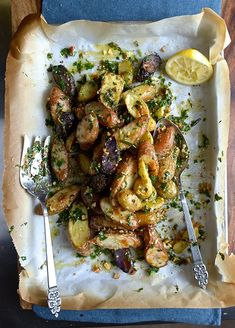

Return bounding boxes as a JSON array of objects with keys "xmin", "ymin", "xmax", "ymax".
[
  {"xmin": 158, "ymin": 147, "xmax": 180, "ymax": 183},
  {"xmin": 68, "ymin": 203, "xmax": 90, "ymax": 249},
  {"xmin": 77, "ymin": 152, "xmax": 95, "ymax": 175},
  {"xmin": 51, "ymin": 137, "xmax": 69, "ymax": 182},
  {"xmin": 148, "ymin": 117, "xmax": 157, "ymax": 132},
  {"xmin": 85, "ymin": 101, "xmax": 120, "ymax": 128},
  {"xmin": 144, "ymin": 225, "xmax": 169, "ymax": 268},
  {"xmin": 46, "ymin": 185, "xmax": 80, "ymax": 215},
  {"xmin": 91, "ymin": 230, "xmax": 142, "ymax": 250},
  {"xmin": 100, "ymin": 72, "xmax": 124, "ymax": 108},
  {"xmin": 125, "ymin": 94, "xmax": 149, "ymax": 118},
  {"xmin": 49, "ymin": 86, "xmax": 71, "ymax": 125},
  {"xmin": 138, "ymin": 140, "xmax": 159, "ymax": 179},
  {"xmin": 76, "ymin": 113, "xmax": 99, "ymax": 150},
  {"xmin": 78, "ymin": 80, "xmax": 99, "ymax": 102},
  {"xmin": 118, "ymin": 60, "xmax": 133, "ymax": 86},
  {"xmin": 122, "ymin": 83, "xmax": 159, "ymax": 102},
  {"xmin": 100, "ymin": 197, "xmax": 139, "ymax": 230},
  {"xmin": 114, "ymin": 115, "xmax": 149, "ymax": 150},
  {"xmin": 140, "ymin": 131, "xmax": 154, "ymax": 144},
  {"xmin": 133, "ymin": 176, "xmax": 153, "ymax": 200},
  {"xmin": 142, "ymin": 197, "xmax": 165, "ymax": 213},
  {"xmin": 90, "ymin": 214, "xmax": 134, "ymax": 231},
  {"xmin": 110, "ymin": 154, "xmax": 138, "ymax": 200},
  {"xmin": 117, "ymin": 189, "xmax": 143, "ymax": 212},
  {"xmin": 156, "ymin": 180, "xmax": 178, "ymax": 199},
  {"xmin": 135, "ymin": 211, "xmax": 162, "ymax": 226}
]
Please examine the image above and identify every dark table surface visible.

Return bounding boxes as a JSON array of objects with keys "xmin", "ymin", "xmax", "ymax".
[{"xmin": 1, "ymin": 0, "xmax": 235, "ymax": 327}]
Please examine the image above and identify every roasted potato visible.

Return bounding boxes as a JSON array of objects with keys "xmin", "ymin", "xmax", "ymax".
[
  {"xmin": 135, "ymin": 211, "xmax": 162, "ymax": 226},
  {"xmin": 117, "ymin": 189, "xmax": 143, "ymax": 212},
  {"xmin": 65, "ymin": 131, "xmax": 77, "ymax": 153},
  {"xmin": 113, "ymin": 115, "xmax": 149, "ymax": 150},
  {"xmin": 156, "ymin": 180, "xmax": 178, "ymax": 199},
  {"xmin": 68, "ymin": 202, "xmax": 90, "ymax": 249},
  {"xmin": 76, "ymin": 113, "xmax": 99, "ymax": 150},
  {"xmin": 122, "ymin": 83, "xmax": 160, "ymax": 102},
  {"xmin": 142, "ymin": 197, "xmax": 165, "ymax": 213},
  {"xmin": 77, "ymin": 152, "xmax": 95, "ymax": 175},
  {"xmin": 89, "ymin": 213, "xmax": 134, "ymax": 231},
  {"xmin": 114, "ymin": 248, "xmax": 135, "ymax": 273},
  {"xmin": 46, "ymin": 185, "xmax": 80, "ymax": 215},
  {"xmin": 78, "ymin": 80, "xmax": 99, "ymax": 102},
  {"xmin": 154, "ymin": 126, "xmax": 175, "ymax": 157},
  {"xmin": 125, "ymin": 94, "xmax": 150, "ymax": 118},
  {"xmin": 100, "ymin": 137, "xmax": 120, "ymax": 175},
  {"xmin": 158, "ymin": 146, "xmax": 180, "ymax": 183},
  {"xmin": 100, "ymin": 197, "xmax": 139, "ymax": 230},
  {"xmin": 138, "ymin": 140, "xmax": 159, "ymax": 179},
  {"xmin": 110, "ymin": 154, "xmax": 138, "ymax": 199},
  {"xmin": 137, "ymin": 53, "xmax": 161, "ymax": 82},
  {"xmin": 49, "ymin": 86, "xmax": 71, "ymax": 125},
  {"xmin": 100, "ymin": 72, "xmax": 124, "ymax": 108},
  {"xmin": 51, "ymin": 136, "xmax": 69, "ymax": 181},
  {"xmin": 144, "ymin": 225, "xmax": 169, "ymax": 268},
  {"xmin": 52, "ymin": 65, "xmax": 76, "ymax": 97},
  {"xmin": 91, "ymin": 230, "xmax": 142, "ymax": 250},
  {"xmin": 118, "ymin": 60, "xmax": 133, "ymax": 86},
  {"xmin": 85, "ymin": 101, "xmax": 120, "ymax": 128}
]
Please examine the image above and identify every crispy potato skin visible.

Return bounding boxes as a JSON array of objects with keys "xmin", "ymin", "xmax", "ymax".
[
  {"xmin": 110, "ymin": 154, "xmax": 137, "ymax": 199},
  {"xmin": 91, "ymin": 230, "xmax": 142, "ymax": 250},
  {"xmin": 51, "ymin": 137, "xmax": 69, "ymax": 182},
  {"xmin": 158, "ymin": 146, "xmax": 179, "ymax": 183},
  {"xmin": 46, "ymin": 185, "xmax": 80, "ymax": 215},
  {"xmin": 85, "ymin": 101, "xmax": 120, "ymax": 128},
  {"xmin": 49, "ymin": 86, "xmax": 71, "ymax": 125},
  {"xmin": 76, "ymin": 113, "xmax": 99, "ymax": 150},
  {"xmin": 154, "ymin": 126, "xmax": 175, "ymax": 157},
  {"xmin": 144, "ymin": 225, "xmax": 169, "ymax": 268}
]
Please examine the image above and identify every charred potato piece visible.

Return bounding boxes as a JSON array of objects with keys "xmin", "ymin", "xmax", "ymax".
[
  {"xmin": 110, "ymin": 154, "xmax": 137, "ymax": 199},
  {"xmin": 49, "ymin": 86, "xmax": 71, "ymax": 125},
  {"xmin": 52, "ymin": 65, "xmax": 76, "ymax": 97},
  {"xmin": 91, "ymin": 230, "xmax": 142, "ymax": 250},
  {"xmin": 144, "ymin": 225, "xmax": 169, "ymax": 268},
  {"xmin": 118, "ymin": 60, "xmax": 134, "ymax": 86},
  {"xmin": 137, "ymin": 53, "xmax": 161, "ymax": 82},
  {"xmin": 100, "ymin": 72, "xmax": 124, "ymax": 108},
  {"xmin": 51, "ymin": 137, "xmax": 69, "ymax": 181},
  {"xmin": 68, "ymin": 203, "xmax": 90, "ymax": 249},
  {"xmin": 85, "ymin": 101, "xmax": 120, "ymax": 128},
  {"xmin": 114, "ymin": 115, "xmax": 149, "ymax": 150},
  {"xmin": 78, "ymin": 80, "xmax": 99, "ymax": 102},
  {"xmin": 154, "ymin": 126, "xmax": 175, "ymax": 157},
  {"xmin": 100, "ymin": 197, "xmax": 139, "ymax": 230},
  {"xmin": 46, "ymin": 185, "xmax": 80, "ymax": 215},
  {"xmin": 117, "ymin": 189, "xmax": 143, "ymax": 212},
  {"xmin": 158, "ymin": 146, "xmax": 180, "ymax": 183},
  {"xmin": 114, "ymin": 248, "xmax": 135, "ymax": 274},
  {"xmin": 76, "ymin": 113, "xmax": 99, "ymax": 150}
]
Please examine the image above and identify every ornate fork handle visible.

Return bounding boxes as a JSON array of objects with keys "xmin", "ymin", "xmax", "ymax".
[
  {"xmin": 41, "ymin": 202, "xmax": 61, "ymax": 317},
  {"xmin": 178, "ymin": 179, "xmax": 209, "ymax": 289}
]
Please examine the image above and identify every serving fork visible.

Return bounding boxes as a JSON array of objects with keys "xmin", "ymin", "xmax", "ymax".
[
  {"xmin": 156, "ymin": 118, "xmax": 209, "ymax": 289},
  {"xmin": 20, "ymin": 135, "xmax": 61, "ymax": 317}
]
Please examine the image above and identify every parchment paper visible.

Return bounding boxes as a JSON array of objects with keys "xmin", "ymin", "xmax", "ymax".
[{"xmin": 3, "ymin": 8, "xmax": 235, "ymax": 309}]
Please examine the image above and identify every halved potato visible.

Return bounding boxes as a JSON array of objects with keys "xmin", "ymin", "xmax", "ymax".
[
  {"xmin": 156, "ymin": 180, "xmax": 178, "ymax": 199},
  {"xmin": 51, "ymin": 137, "xmax": 69, "ymax": 182},
  {"xmin": 100, "ymin": 72, "xmax": 124, "ymax": 108},
  {"xmin": 135, "ymin": 211, "xmax": 161, "ymax": 226},
  {"xmin": 122, "ymin": 83, "xmax": 159, "ymax": 102},
  {"xmin": 68, "ymin": 203, "xmax": 90, "ymax": 249},
  {"xmin": 100, "ymin": 197, "xmax": 139, "ymax": 230},
  {"xmin": 91, "ymin": 230, "xmax": 141, "ymax": 250},
  {"xmin": 49, "ymin": 86, "xmax": 71, "ymax": 125},
  {"xmin": 158, "ymin": 146, "xmax": 180, "ymax": 183},
  {"xmin": 46, "ymin": 185, "xmax": 80, "ymax": 215},
  {"xmin": 117, "ymin": 189, "xmax": 143, "ymax": 212},
  {"xmin": 144, "ymin": 225, "xmax": 169, "ymax": 268},
  {"xmin": 78, "ymin": 80, "xmax": 99, "ymax": 102}
]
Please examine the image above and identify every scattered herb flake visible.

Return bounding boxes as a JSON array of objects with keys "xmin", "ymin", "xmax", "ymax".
[{"xmin": 214, "ymin": 193, "xmax": 222, "ymax": 201}]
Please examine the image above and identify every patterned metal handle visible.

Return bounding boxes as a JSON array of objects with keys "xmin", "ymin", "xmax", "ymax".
[
  {"xmin": 178, "ymin": 179, "xmax": 209, "ymax": 289},
  {"xmin": 48, "ymin": 286, "xmax": 61, "ymax": 317},
  {"xmin": 42, "ymin": 203, "xmax": 61, "ymax": 316}
]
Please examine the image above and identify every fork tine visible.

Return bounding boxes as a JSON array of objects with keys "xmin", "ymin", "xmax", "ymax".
[
  {"xmin": 30, "ymin": 136, "xmax": 42, "ymax": 177},
  {"xmin": 43, "ymin": 136, "xmax": 51, "ymax": 175},
  {"xmin": 20, "ymin": 135, "xmax": 30, "ymax": 188}
]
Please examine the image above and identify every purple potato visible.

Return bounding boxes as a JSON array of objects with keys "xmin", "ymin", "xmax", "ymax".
[
  {"xmin": 52, "ymin": 65, "xmax": 76, "ymax": 97},
  {"xmin": 137, "ymin": 53, "xmax": 161, "ymax": 82},
  {"xmin": 58, "ymin": 111, "xmax": 78, "ymax": 135},
  {"xmin": 114, "ymin": 248, "xmax": 135, "ymax": 274},
  {"xmin": 101, "ymin": 137, "xmax": 120, "ymax": 175},
  {"xmin": 90, "ymin": 173, "xmax": 110, "ymax": 192}
]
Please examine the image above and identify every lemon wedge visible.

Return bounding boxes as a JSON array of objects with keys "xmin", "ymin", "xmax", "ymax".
[{"xmin": 165, "ymin": 49, "xmax": 213, "ymax": 85}]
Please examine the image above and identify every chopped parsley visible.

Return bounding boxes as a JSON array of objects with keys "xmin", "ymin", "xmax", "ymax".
[
  {"xmin": 134, "ymin": 287, "xmax": 143, "ymax": 292},
  {"xmin": 199, "ymin": 134, "xmax": 209, "ymax": 149},
  {"xmin": 214, "ymin": 193, "xmax": 222, "ymax": 201},
  {"xmin": 9, "ymin": 225, "xmax": 14, "ymax": 233},
  {"xmin": 20, "ymin": 256, "xmax": 27, "ymax": 261},
  {"xmin": 147, "ymin": 267, "xmax": 159, "ymax": 275},
  {"xmin": 218, "ymin": 252, "xmax": 225, "ymax": 260},
  {"xmin": 60, "ymin": 46, "xmax": 76, "ymax": 58},
  {"xmin": 47, "ymin": 53, "xmax": 53, "ymax": 60},
  {"xmin": 98, "ymin": 231, "xmax": 107, "ymax": 241}
]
